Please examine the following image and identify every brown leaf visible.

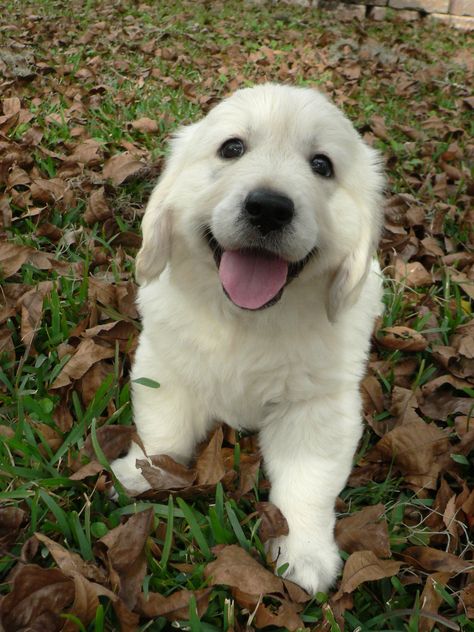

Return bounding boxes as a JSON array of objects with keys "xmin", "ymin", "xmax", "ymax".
[
  {"xmin": 204, "ymin": 544, "xmax": 283, "ymax": 595},
  {"xmin": 195, "ymin": 425, "xmax": 226, "ymax": 485},
  {"xmin": 254, "ymin": 598, "xmax": 304, "ymax": 631},
  {"xmin": 79, "ymin": 361, "xmax": 114, "ymax": 407},
  {"xmin": 367, "ymin": 418, "xmax": 450, "ymax": 489},
  {"xmin": 377, "ymin": 326, "xmax": 428, "ymax": 352},
  {"xmin": 460, "ymin": 582, "xmax": 474, "ymax": 618},
  {"xmin": 137, "ymin": 587, "xmax": 211, "ymax": 620},
  {"xmin": 255, "ymin": 501, "xmax": 289, "ymax": 543},
  {"xmin": 335, "ymin": 550, "xmax": 401, "ymax": 597},
  {"xmin": 402, "ymin": 546, "xmax": 472, "ymax": 573},
  {"xmin": 130, "ymin": 117, "xmax": 158, "ymax": 133},
  {"xmin": 0, "ymin": 564, "xmax": 75, "ymax": 631},
  {"xmin": 416, "ymin": 572, "xmax": 453, "ymax": 632},
  {"xmin": 103, "ymin": 152, "xmax": 145, "ymax": 186},
  {"xmin": 361, "ymin": 375, "xmax": 384, "ymax": 415},
  {"xmin": 71, "ymin": 425, "xmax": 136, "ymax": 479},
  {"xmin": 18, "ymin": 282, "xmax": 53, "ymax": 348},
  {"xmin": 390, "ymin": 386, "xmax": 424, "ymax": 425},
  {"xmin": 50, "ymin": 338, "xmax": 115, "ymax": 389},
  {"xmin": 139, "ymin": 454, "xmax": 197, "ymax": 490},
  {"xmin": 335, "ymin": 504, "xmax": 391, "ymax": 558},
  {"xmin": 63, "ymin": 139, "xmax": 102, "ymax": 166},
  {"xmin": 30, "ymin": 178, "xmax": 67, "ymax": 203},
  {"xmin": 34, "ymin": 533, "xmax": 107, "ymax": 583},
  {"xmin": 0, "ymin": 507, "xmax": 26, "ymax": 548},
  {"xmin": 96, "ymin": 509, "xmax": 154, "ymax": 610},
  {"xmin": 238, "ymin": 452, "xmax": 261, "ymax": 496},
  {"xmin": 0, "ymin": 242, "xmax": 30, "ymax": 278},
  {"xmin": 84, "ymin": 187, "xmax": 113, "ymax": 224},
  {"xmin": 420, "ymin": 384, "xmax": 473, "ymax": 422},
  {"xmin": 84, "ymin": 425, "xmax": 136, "ymax": 461},
  {"xmin": 395, "ymin": 259, "xmax": 432, "ymax": 287}
]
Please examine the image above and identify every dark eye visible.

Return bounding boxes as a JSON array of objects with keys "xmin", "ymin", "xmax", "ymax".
[
  {"xmin": 219, "ymin": 138, "xmax": 245, "ymax": 159},
  {"xmin": 310, "ymin": 154, "xmax": 333, "ymax": 178}
]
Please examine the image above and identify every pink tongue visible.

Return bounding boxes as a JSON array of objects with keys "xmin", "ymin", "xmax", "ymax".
[{"xmin": 218, "ymin": 250, "xmax": 288, "ymax": 309}]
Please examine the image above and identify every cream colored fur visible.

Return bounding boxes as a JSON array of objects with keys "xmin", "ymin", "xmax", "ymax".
[{"xmin": 111, "ymin": 84, "xmax": 384, "ymax": 594}]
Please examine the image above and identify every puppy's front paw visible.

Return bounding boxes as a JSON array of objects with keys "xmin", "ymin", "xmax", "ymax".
[
  {"xmin": 268, "ymin": 534, "xmax": 341, "ymax": 595},
  {"xmin": 110, "ymin": 441, "xmax": 152, "ymax": 496}
]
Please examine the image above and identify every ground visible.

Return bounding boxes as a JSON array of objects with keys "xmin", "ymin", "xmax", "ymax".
[{"xmin": 0, "ymin": 1, "xmax": 473, "ymax": 631}]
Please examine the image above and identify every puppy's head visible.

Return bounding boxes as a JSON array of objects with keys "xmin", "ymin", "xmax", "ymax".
[{"xmin": 136, "ymin": 84, "xmax": 384, "ymax": 321}]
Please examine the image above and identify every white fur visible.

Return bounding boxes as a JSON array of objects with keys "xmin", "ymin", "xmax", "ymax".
[{"xmin": 111, "ymin": 84, "xmax": 384, "ymax": 594}]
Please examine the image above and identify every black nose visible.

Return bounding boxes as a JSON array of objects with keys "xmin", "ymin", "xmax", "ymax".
[{"xmin": 244, "ymin": 189, "xmax": 294, "ymax": 235}]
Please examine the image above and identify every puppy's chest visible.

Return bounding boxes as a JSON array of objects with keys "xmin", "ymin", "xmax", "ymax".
[{"xmin": 205, "ymin": 337, "xmax": 337, "ymax": 429}]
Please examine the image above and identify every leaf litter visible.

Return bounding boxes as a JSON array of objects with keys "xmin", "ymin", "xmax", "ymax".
[{"xmin": 0, "ymin": 0, "xmax": 472, "ymax": 630}]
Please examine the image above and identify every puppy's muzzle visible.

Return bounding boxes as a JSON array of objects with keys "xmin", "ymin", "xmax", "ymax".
[{"xmin": 244, "ymin": 189, "xmax": 294, "ymax": 235}]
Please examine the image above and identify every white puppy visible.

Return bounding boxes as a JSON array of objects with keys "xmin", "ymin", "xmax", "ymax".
[{"xmin": 111, "ymin": 83, "xmax": 384, "ymax": 594}]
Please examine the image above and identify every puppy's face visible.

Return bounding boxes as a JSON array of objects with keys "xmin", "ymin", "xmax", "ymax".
[{"xmin": 137, "ymin": 84, "xmax": 384, "ymax": 319}]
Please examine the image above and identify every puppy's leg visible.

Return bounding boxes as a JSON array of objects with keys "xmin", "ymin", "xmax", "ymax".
[
  {"xmin": 259, "ymin": 392, "xmax": 362, "ymax": 594},
  {"xmin": 111, "ymin": 378, "xmax": 210, "ymax": 496}
]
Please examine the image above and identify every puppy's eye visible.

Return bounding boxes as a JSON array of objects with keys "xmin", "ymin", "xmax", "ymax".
[
  {"xmin": 219, "ymin": 138, "xmax": 245, "ymax": 159},
  {"xmin": 310, "ymin": 154, "xmax": 333, "ymax": 178}
]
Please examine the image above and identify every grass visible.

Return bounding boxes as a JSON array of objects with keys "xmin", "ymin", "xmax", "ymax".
[{"xmin": 0, "ymin": 0, "xmax": 473, "ymax": 630}]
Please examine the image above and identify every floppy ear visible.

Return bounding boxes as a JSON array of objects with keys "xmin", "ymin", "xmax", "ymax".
[
  {"xmin": 135, "ymin": 126, "xmax": 194, "ymax": 285},
  {"xmin": 326, "ymin": 229, "xmax": 373, "ymax": 323},
  {"xmin": 135, "ymin": 176, "xmax": 173, "ymax": 285}
]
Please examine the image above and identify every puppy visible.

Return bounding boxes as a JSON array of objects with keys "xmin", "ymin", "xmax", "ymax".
[{"xmin": 111, "ymin": 83, "xmax": 384, "ymax": 594}]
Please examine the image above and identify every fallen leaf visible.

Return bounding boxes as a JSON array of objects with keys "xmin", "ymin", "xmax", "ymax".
[
  {"xmin": 377, "ymin": 326, "xmax": 428, "ymax": 352},
  {"xmin": 34, "ymin": 532, "xmax": 107, "ymax": 584},
  {"xmin": 0, "ymin": 507, "xmax": 26, "ymax": 548},
  {"xmin": 255, "ymin": 501, "xmax": 289, "ymax": 542},
  {"xmin": 131, "ymin": 117, "xmax": 158, "ymax": 133},
  {"xmin": 335, "ymin": 504, "xmax": 391, "ymax": 558},
  {"xmin": 401, "ymin": 546, "xmax": 472, "ymax": 573},
  {"xmin": 395, "ymin": 259, "xmax": 432, "ymax": 287},
  {"xmin": 254, "ymin": 598, "xmax": 304, "ymax": 631},
  {"xmin": 204, "ymin": 544, "xmax": 283, "ymax": 595},
  {"xmin": 84, "ymin": 187, "xmax": 113, "ymax": 224},
  {"xmin": 0, "ymin": 564, "xmax": 75, "ymax": 631},
  {"xmin": 50, "ymin": 338, "xmax": 115, "ymax": 389},
  {"xmin": 366, "ymin": 418, "xmax": 450, "ymax": 489},
  {"xmin": 96, "ymin": 508, "xmax": 153, "ymax": 610},
  {"xmin": 103, "ymin": 152, "xmax": 145, "ymax": 186},
  {"xmin": 335, "ymin": 550, "xmax": 401, "ymax": 597},
  {"xmin": 138, "ymin": 454, "xmax": 197, "ymax": 490},
  {"xmin": 137, "ymin": 587, "xmax": 211, "ymax": 619},
  {"xmin": 195, "ymin": 425, "xmax": 226, "ymax": 485}
]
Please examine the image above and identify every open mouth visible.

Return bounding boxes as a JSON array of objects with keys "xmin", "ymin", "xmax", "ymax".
[{"xmin": 204, "ymin": 228, "xmax": 315, "ymax": 310}]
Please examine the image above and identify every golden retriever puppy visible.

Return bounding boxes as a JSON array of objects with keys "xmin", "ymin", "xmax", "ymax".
[{"xmin": 111, "ymin": 83, "xmax": 384, "ymax": 594}]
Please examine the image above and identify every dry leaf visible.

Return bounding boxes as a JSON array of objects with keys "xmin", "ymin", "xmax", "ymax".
[
  {"xmin": 131, "ymin": 117, "xmax": 158, "ymax": 133},
  {"xmin": 51, "ymin": 338, "xmax": 115, "ymax": 389},
  {"xmin": 195, "ymin": 425, "xmax": 226, "ymax": 485},
  {"xmin": 254, "ymin": 598, "xmax": 304, "ymax": 631},
  {"xmin": 418, "ymin": 572, "xmax": 452, "ymax": 632},
  {"xmin": 367, "ymin": 418, "xmax": 450, "ymax": 489},
  {"xmin": 402, "ymin": 546, "xmax": 472, "ymax": 573},
  {"xmin": 335, "ymin": 504, "xmax": 391, "ymax": 558},
  {"xmin": 137, "ymin": 588, "xmax": 211, "ymax": 620},
  {"xmin": 103, "ymin": 152, "xmax": 145, "ymax": 186},
  {"xmin": 0, "ymin": 507, "xmax": 26, "ymax": 548},
  {"xmin": 96, "ymin": 509, "xmax": 153, "ymax": 610},
  {"xmin": 0, "ymin": 564, "xmax": 75, "ymax": 631},
  {"xmin": 139, "ymin": 454, "xmax": 197, "ymax": 491},
  {"xmin": 204, "ymin": 544, "xmax": 283, "ymax": 595},
  {"xmin": 377, "ymin": 326, "xmax": 428, "ymax": 352},
  {"xmin": 336, "ymin": 550, "xmax": 401, "ymax": 597},
  {"xmin": 255, "ymin": 501, "xmax": 289, "ymax": 542}
]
